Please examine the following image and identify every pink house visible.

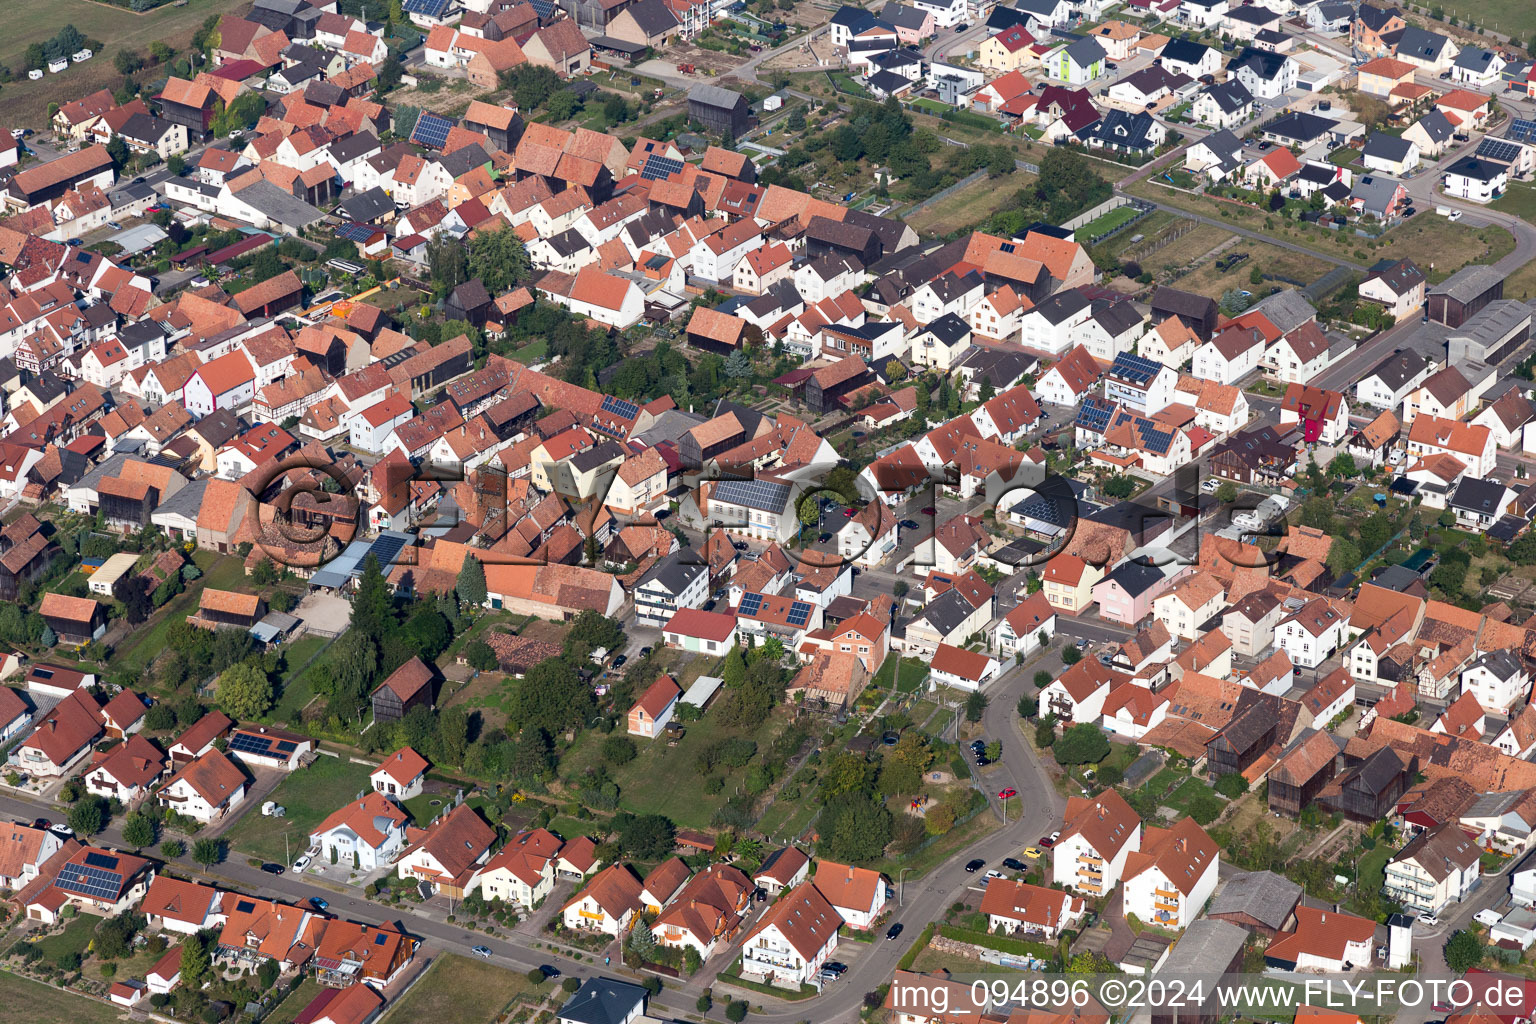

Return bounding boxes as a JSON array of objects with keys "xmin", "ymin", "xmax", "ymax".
[
  {"xmin": 884, "ymin": 4, "xmax": 935, "ymax": 44},
  {"xmin": 1091, "ymin": 562, "xmax": 1182, "ymax": 627}
]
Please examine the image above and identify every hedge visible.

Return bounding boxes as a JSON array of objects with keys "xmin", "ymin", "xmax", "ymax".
[
  {"xmin": 938, "ymin": 925, "xmax": 1057, "ymax": 960},
  {"xmin": 897, "ymin": 922, "xmax": 938, "ymax": 971}
]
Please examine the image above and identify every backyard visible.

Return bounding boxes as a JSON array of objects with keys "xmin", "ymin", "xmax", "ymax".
[
  {"xmin": 0, "ymin": 974, "xmax": 121, "ymax": 1024},
  {"xmin": 378, "ymin": 953, "xmax": 543, "ymax": 1024},
  {"xmin": 1173, "ymin": 243, "xmax": 1332, "ymax": 300},
  {"xmin": 905, "ymin": 169, "xmax": 1037, "ymax": 236},
  {"xmin": 1128, "ymin": 174, "xmax": 1516, "ymax": 279},
  {"xmin": 221, "ymin": 756, "xmax": 376, "ymax": 866}
]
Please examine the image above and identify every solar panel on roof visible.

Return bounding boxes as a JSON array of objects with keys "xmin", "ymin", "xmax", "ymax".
[
  {"xmin": 1109, "ymin": 351, "xmax": 1162, "ymax": 385},
  {"xmin": 1477, "ymin": 138, "xmax": 1521, "ymax": 164},
  {"xmin": 1509, "ymin": 118, "xmax": 1536, "ymax": 142},
  {"xmin": 365, "ymin": 534, "xmax": 410, "ymax": 572},
  {"xmin": 335, "ymin": 222, "xmax": 376, "ymax": 243},
  {"xmin": 786, "ymin": 601, "xmax": 812, "ymax": 627},
  {"xmin": 403, "ymin": 0, "xmax": 452, "ymax": 15},
  {"xmin": 236, "ymin": 899, "xmax": 257, "ymax": 913},
  {"xmin": 83, "ymin": 852, "xmax": 117, "ymax": 869},
  {"xmin": 411, "ymin": 112, "xmax": 453, "ymax": 150},
  {"xmin": 740, "ymin": 592, "xmax": 763, "ymax": 617},
  {"xmin": 641, "ymin": 154, "xmax": 685, "ymax": 181},
  {"xmin": 601, "ymin": 394, "xmax": 640, "ymax": 421},
  {"xmin": 55, "ymin": 863, "xmax": 125, "ymax": 901},
  {"xmin": 715, "ymin": 478, "xmax": 790, "ymax": 512}
]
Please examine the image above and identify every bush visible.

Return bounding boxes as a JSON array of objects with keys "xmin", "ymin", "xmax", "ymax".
[
  {"xmin": 726, "ymin": 1001, "xmax": 749, "ymax": 1022},
  {"xmin": 601, "ymin": 735, "xmax": 637, "ymax": 765}
]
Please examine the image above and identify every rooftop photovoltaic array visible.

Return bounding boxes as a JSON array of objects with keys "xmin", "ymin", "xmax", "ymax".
[
  {"xmin": 714, "ymin": 478, "xmax": 791, "ymax": 512},
  {"xmin": 641, "ymin": 154, "xmax": 685, "ymax": 181},
  {"xmin": 1507, "ymin": 117, "xmax": 1536, "ymax": 142},
  {"xmin": 601, "ymin": 394, "xmax": 640, "ymax": 421},
  {"xmin": 230, "ymin": 732, "xmax": 301, "ymax": 758},
  {"xmin": 1109, "ymin": 351, "xmax": 1163, "ymax": 386},
  {"xmin": 1076, "ymin": 395, "xmax": 1116, "ymax": 432},
  {"xmin": 55, "ymin": 858, "xmax": 127, "ymax": 900},
  {"xmin": 1476, "ymin": 138, "xmax": 1522, "ymax": 164},
  {"xmin": 739, "ymin": 592, "xmax": 763, "ymax": 617},
  {"xmin": 402, "ymin": 0, "xmax": 453, "ymax": 15},
  {"xmin": 786, "ymin": 601, "xmax": 813, "ymax": 627},
  {"xmin": 334, "ymin": 222, "xmax": 377, "ymax": 242},
  {"xmin": 410, "ymin": 112, "xmax": 454, "ymax": 150}
]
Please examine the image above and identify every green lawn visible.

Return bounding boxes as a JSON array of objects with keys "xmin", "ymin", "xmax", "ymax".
[
  {"xmin": 29, "ymin": 914, "xmax": 98, "ymax": 965},
  {"xmin": 1078, "ymin": 205, "xmax": 1139, "ymax": 239},
  {"xmin": 1429, "ymin": 0, "xmax": 1536, "ymax": 35},
  {"xmin": 192, "ymin": 551, "xmax": 252, "ymax": 593},
  {"xmin": 267, "ymin": 634, "xmax": 331, "ymax": 726},
  {"xmin": 1328, "ymin": 147, "xmax": 1360, "ymax": 167},
  {"xmin": 512, "ymin": 338, "xmax": 548, "ymax": 363},
  {"xmin": 561, "ymin": 705, "xmax": 789, "ymax": 829},
  {"xmin": 912, "ymin": 98, "xmax": 950, "ymax": 114},
  {"xmin": 1493, "ymin": 182, "xmax": 1536, "ymax": 221},
  {"xmin": 1358, "ymin": 844, "xmax": 1392, "ymax": 893},
  {"xmin": 222, "ymin": 756, "xmax": 375, "ymax": 865},
  {"xmin": 380, "ymin": 954, "xmax": 544, "ymax": 1024},
  {"xmin": 1161, "ymin": 777, "xmax": 1225, "ymax": 823},
  {"xmin": 113, "ymin": 585, "xmax": 205, "ymax": 675},
  {"xmin": 0, "ymin": 974, "xmax": 122, "ymax": 1024},
  {"xmin": 266, "ymin": 977, "xmax": 325, "ymax": 1024}
]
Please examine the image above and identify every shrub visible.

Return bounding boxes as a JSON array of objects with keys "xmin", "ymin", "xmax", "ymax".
[{"xmin": 726, "ymin": 1001, "xmax": 749, "ymax": 1022}]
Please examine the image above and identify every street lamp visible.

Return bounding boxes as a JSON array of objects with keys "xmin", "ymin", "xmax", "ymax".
[{"xmin": 899, "ymin": 867, "xmax": 916, "ymax": 906}]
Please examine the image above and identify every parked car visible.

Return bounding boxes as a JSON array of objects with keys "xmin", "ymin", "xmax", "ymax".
[
  {"xmin": 612, "ymin": 654, "xmax": 628, "ymax": 669},
  {"xmin": 292, "ymin": 855, "xmax": 312, "ymax": 873},
  {"xmin": 539, "ymin": 965, "xmax": 561, "ymax": 979},
  {"xmin": 1023, "ymin": 846, "xmax": 1043, "ymax": 859},
  {"xmin": 1002, "ymin": 857, "xmax": 1027, "ymax": 871},
  {"xmin": 260, "ymin": 863, "xmax": 285, "ymax": 875},
  {"xmin": 1420, "ymin": 913, "xmax": 1440, "ymax": 927},
  {"xmin": 472, "ymin": 946, "xmax": 494, "ymax": 959},
  {"xmin": 886, "ymin": 922, "xmax": 904, "ymax": 940},
  {"xmin": 106, "ymin": 220, "xmax": 123, "ymax": 230},
  {"xmin": 308, "ymin": 896, "xmax": 328, "ymax": 911},
  {"xmin": 965, "ymin": 859, "xmax": 985, "ymax": 873},
  {"xmin": 920, "ymin": 506, "xmax": 936, "ymax": 514},
  {"xmin": 638, "ymin": 646, "xmax": 652, "ymax": 657},
  {"xmin": 822, "ymin": 961, "xmax": 847, "ymax": 975},
  {"xmin": 998, "ymin": 787, "xmax": 1017, "ymax": 799},
  {"xmin": 900, "ymin": 519, "xmax": 919, "ymax": 529},
  {"xmin": 984, "ymin": 870, "xmax": 1006, "ymax": 881}
]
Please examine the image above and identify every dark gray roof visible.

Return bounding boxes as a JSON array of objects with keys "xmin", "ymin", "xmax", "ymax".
[
  {"xmin": 1264, "ymin": 110, "xmax": 1337, "ymax": 144},
  {"xmin": 120, "ymin": 113, "xmax": 176, "ymax": 143},
  {"xmin": 1232, "ymin": 46, "xmax": 1291, "ymax": 80},
  {"xmin": 1364, "ymin": 132, "xmax": 1416, "ymax": 163},
  {"xmin": 329, "ymin": 132, "xmax": 382, "ymax": 165},
  {"xmin": 569, "ymin": 439, "xmax": 627, "ymax": 473},
  {"xmin": 638, "ymin": 549, "xmax": 706, "ymax": 595},
  {"xmin": 955, "ymin": 346, "xmax": 1035, "ymax": 390},
  {"xmin": 1090, "ymin": 299, "xmax": 1143, "ymax": 337},
  {"xmin": 1160, "ymin": 39, "xmax": 1213, "ymax": 66},
  {"xmin": 337, "ymin": 186, "xmax": 394, "ymax": 222},
  {"xmin": 1208, "ymin": 869, "xmax": 1303, "ymax": 930},
  {"xmin": 919, "ymin": 588, "xmax": 980, "ymax": 636},
  {"xmin": 880, "ymin": 2, "xmax": 930, "ymax": 30},
  {"xmin": 232, "ymin": 180, "xmax": 324, "ymax": 229},
  {"xmin": 1397, "ymin": 25, "xmax": 1451, "ymax": 61},
  {"xmin": 1225, "ymin": 5, "xmax": 1278, "ymax": 24},
  {"xmin": 1429, "ymin": 263, "xmax": 1503, "ymax": 302},
  {"xmin": 1034, "ymin": 287, "xmax": 1092, "ymax": 325},
  {"xmin": 1079, "ymin": 109, "xmax": 1159, "ymax": 151},
  {"xmin": 1454, "ymin": 46, "xmax": 1498, "ymax": 72},
  {"xmin": 151, "ymin": 476, "xmax": 209, "ymax": 522},
  {"xmin": 1413, "ymin": 109, "xmax": 1455, "ymax": 144},
  {"xmin": 1350, "ymin": 173, "xmax": 1404, "ymax": 215},
  {"xmin": 1445, "ymin": 155, "xmax": 1506, "ymax": 183},
  {"xmin": 867, "ymin": 69, "xmax": 914, "ymax": 95},
  {"xmin": 921, "ymin": 312, "xmax": 971, "ymax": 346},
  {"xmin": 688, "ymin": 83, "xmax": 749, "ymax": 111},
  {"xmin": 1449, "ymin": 476, "xmax": 1507, "ymax": 516},
  {"xmin": 623, "ymin": 0, "xmax": 680, "ymax": 34},
  {"xmin": 1203, "ymin": 79, "xmax": 1253, "ymax": 114},
  {"xmin": 1103, "ymin": 560, "xmax": 1164, "ymax": 598},
  {"xmin": 1362, "ymin": 346, "xmax": 1427, "ymax": 390},
  {"xmin": 1151, "ymin": 286, "xmax": 1215, "ymax": 319},
  {"xmin": 1157, "ymin": 919, "xmax": 1249, "ymax": 974},
  {"xmin": 1063, "ymin": 36, "xmax": 1106, "ymax": 67},
  {"xmin": 559, "ymin": 979, "xmax": 649, "ymax": 1024},
  {"xmin": 1363, "ymin": 260, "xmax": 1425, "ymax": 297},
  {"xmin": 1356, "ymin": 3, "xmax": 1402, "ymax": 31}
]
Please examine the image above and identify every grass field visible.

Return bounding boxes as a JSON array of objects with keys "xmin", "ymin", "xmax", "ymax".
[
  {"xmin": 1428, "ymin": 0, "xmax": 1536, "ymax": 35},
  {"xmin": 267, "ymin": 634, "xmax": 331, "ymax": 725},
  {"xmin": 0, "ymin": 0, "xmax": 236, "ymax": 129},
  {"xmin": 266, "ymin": 978, "xmax": 325, "ymax": 1024},
  {"xmin": 906, "ymin": 170, "xmax": 1034, "ymax": 236},
  {"xmin": 1122, "ymin": 221, "xmax": 1237, "ymax": 279},
  {"xmin": 1493, "ymin": 181, "xmax": 1536, "ymax": 221},
  {"xmin": 380, "ymin": 954, "xmax": 543, "ymax": 1024},
  {"xmin": 30, "ymin": 915, "xmax": 97, "ymax": 964},
  {"xmin": 1174, "ymin": 242, "xmax": 1331, "ymax": 299},
  {"xmin": 0, "ymin": 974, "xmax": 121, "ymax": 1024},
  {"xmin": 222, "ymin": 756, "xmax": 374, "ymax": 865},
  {"xmin": 1077, "ymin": 204, "xmax": 1140, "ymax": 240}
]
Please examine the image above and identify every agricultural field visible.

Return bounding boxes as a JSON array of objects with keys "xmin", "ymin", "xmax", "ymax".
[{"xmin": 0, "ymin": 0, "xmax": 233, "ymax": 129}]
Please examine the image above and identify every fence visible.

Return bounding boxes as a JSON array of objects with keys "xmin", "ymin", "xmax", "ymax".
[
  {"xmin": 1061, "ymin": 195, "xmax": 1131, "ymax": 232},
  {"xmin": 1304, "ymin": 265, "xmax": 1357, "ymax": 302},
  {"xmin": 903, "ymin": 169, "xmax": 988, "ymax": 218}
]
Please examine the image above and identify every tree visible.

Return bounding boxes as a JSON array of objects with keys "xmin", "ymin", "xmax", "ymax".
[
  {"xmin": 1016, "ymin": 695, "xmax": 1038, "ymax": 719},
  {"xmin": 40, "ymin": 624, "xmax": 57, "ymax": 648},
  {"xmin": 468, "ymin": 225, "xmax": 531, "ymax": 294},
  {"xmin": 160, "ymin": 840, "xmax": 185, "ymax": 860},
  {"xmin": 1327, "ymin": 452, "xmax": 1358, "ymax": 479},
  {"xmin": 1052, "ymin": 723, "xmax": 1110, "ymax": 766},
  {"xmin": 191, "ymin": 838, "xmax": 222, "ymax": 868},
  {"xmin": 456, "ymin": 553, "xmax": 487, "ymax": 608},
  {"xmin": 68, "ymin": 796, "xmax": 105, "ymax": 836},
  {"xmin": 149, "ymin": 40, "xmax": 174, "ymax": 64},
  {"xmin": 1061, "ymin": 646, "xmax": 1082, "ymax": 666},
  {"xmin": 378, "ymin": 55, "xmax": 404, "ymax": 91},
  {"xmin": 964, "ymin": 691, "xmax": 988, "ymax": 723},
  {"xmin": 615, "ymin": 812, "xmax": 676, "ymax": 859},
  {"xmin": 427, "ymin": 238, "xmax": 469, "ymax": 293},
  {"xmin": 114, "ymin": 48, "xmax": 143, "ymax": 75},
  {"xmin": 817, "ymin": 794, "xmax": 892, "ymax": 862},
  {"xmin": 166, "ymin": 153, "xmax": 186, "ymax": 176},
  {"xmin": 179, "ymin": 933, "xmax": 211, "ymax": 987},
  {"xmin": 1430, "ymin": 560, "xmax": 1467, "ymax": 598},
  {"xmin": 351, "ymin": 553, "xmax": 394, "ymax": 643},
  {"xmin": 465, "ymin": 639, "xmax": 498, "ymax": 672},
  {"xmin": 1214, "ymin": 772, "xmax": 1248, "ymax": 798},
  {"xmin": 145, "ymin": 703, "xmax": 176, "ymax": 732},
  {"xmin": 24, "ymin": 44, "xmax": 46, "ymax": 71},
  {"xmin": 1326, "ymin": 539, "xmax": 1361, "ymax": 580},
  {"xmin": 218, "ymin": 661, "xmax": 274, "ymax": 721},
  {"xmin": 1444, "ymin": 929, "xmax": 1485, "ymax": 972},
  {"xmin": 122, "ymin": 812, "xmax": 155, "ymax": 849},
  {"xmin": 1215, "ymin": 481, "xmax": 1237, "ymax": 504},
  {"xmin": 602, "ymin": 735, "xmax": 637, "ymax": 765},
  {"xmin": 106, "ymin": 136, "xmax": 130, "ymax": 169},
  {"xmin": 726, "ymin": 1002, "xmax": 749, "ymax": 1023},
  {"xmin": 1102, "ymin": 475, "xmax": 1136, "ymax": 499}
]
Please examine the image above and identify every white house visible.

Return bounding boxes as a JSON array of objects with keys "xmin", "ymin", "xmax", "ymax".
[
  {"xmin": 310, "ymin": 792, "xmax": 411, "ymax": 871},
  {"xmin": 157, "ymin": 749, "xmax": 246, "ymax": 823},
  {"xmin": 980, "ymin": 879, "xmax": 1085, "ymax": 938},
  {"xmin": 181, "ymin": 351, "xmax": 257, "ymax": 419},
  {"xmin": 1275, "ymin": 598, "xmax": 1346, "ymax": 670},
  {"xmin": 1120, "ymin": 818, "xmax": 1219, "ymax": 930},
  {"xmin": 476, "ymin": 828, "xmax": 562, "ymax": 909},
  {"xmin": 1460, "ymin": 650, "xmax": 1530, "ymax": 717},
  {"xmin": 1051, "ymin": 789, "xmax": 1142, "ymax": 896},
  {"xmin": 1040, "ymin": 660, "xmax": 1122, "ymax": 726},
  {"xmin": 811, "ymin": 861, "xmax": 888, "ymax": 930},
  {"xmin": 1191, "ymin": 324, "xmax": 1266, "ymax": 385},
  {"xmin": 84, "ymin": 733, "xmax": 163, "ymax": 806},
  {"xmin": 995, "ymin": 592, "xmax": 1057, "ymax": 660},
  {"xmin": 1383, "ymin": 825, "xmax": 1481, "ymax": 914},
  {"xmin": 740, "ymin": 881, "xmax": 842, "ymax": 986},
  {"xmin": 370, "ymin": 746, "xmax": 428, "ymax": 800},
  {"xmin": 928, "ymin": 643, "xmax": 1001, "ymax": 692},
  {"xmin": 562, "ymin": 863, "xmax": 646, "ymax": 937}
]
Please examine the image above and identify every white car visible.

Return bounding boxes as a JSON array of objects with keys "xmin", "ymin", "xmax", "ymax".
[
  {"xmin": 292, "ymin": 855, "xmax": 312, "ymax": 873},
  {"xmin": 1475, "ymin": 909, "xmax": 1502, "ymax": 927},
  {"xmin": 984, "ymin": 869, "xmax": 1006, "ymax": 880},
  {"xmin": 1419, "ymin": 913, "xmax": 1439, "ymax": 927},
  {"xmin": 1447, "ymin": 210, "xmax": 1462, "ymax": 222}
]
